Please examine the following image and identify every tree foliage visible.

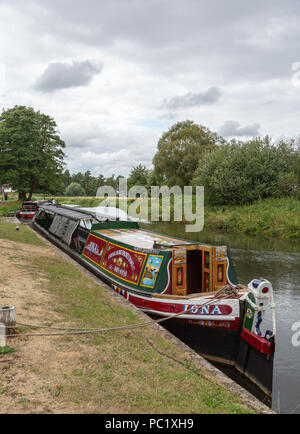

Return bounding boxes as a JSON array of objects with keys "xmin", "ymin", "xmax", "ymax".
[
  {"xmin": 0, "ymin": 105, "xmax": 65, "ymax": 200},
  {"xmin": 64, "ymin": 182, "xmax": 86, "ymax": 196},
  {"xmin": 152, "ymin": 120, "xmax": 223, "ymax": 188},
  {"xmin": 57, "ymin": 171, "xmax": 127, "ymax": 196},
  {"xmin": 127, "ymin": 164, "xmax": 150, "ymax": 190},
  {"xmin": 193, "ymin": 136, "xmax": 300, "ymax": 205}
]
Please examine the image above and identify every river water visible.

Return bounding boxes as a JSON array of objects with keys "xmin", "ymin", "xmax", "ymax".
[{"xmin": 142, "ymin": 222, "xmax": 300, "ymax": 414}]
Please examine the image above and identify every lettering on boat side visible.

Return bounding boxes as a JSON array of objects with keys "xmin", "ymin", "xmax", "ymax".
[
  {"xmin": 107, "ymin": 249, "xmax": 136, "ymax": 270},
  {"xmin": 102, "ymin": 243, "xmax": 147, "ymax": 285},
  {"xmin": 83, "ymin": 234, "xmax": 107, "ymax": 265},
  {"xmin": 86, "ymin": 241, "xmax": 100, "ymax": 255},
  {"xmin": 183, "ymin": 304, "xmax": 232, "ymax": 315},
  {"xmin": 187, "ymin": 319, "xmax": 232, "ymax": 328}
]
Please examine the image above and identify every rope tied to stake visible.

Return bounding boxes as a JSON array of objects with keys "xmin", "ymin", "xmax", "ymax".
[{"xmin": 4, "ymin": 287, "xmax": 241, "ymax": 338}]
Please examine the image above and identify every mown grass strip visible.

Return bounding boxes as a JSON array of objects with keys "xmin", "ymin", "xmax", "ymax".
[{"xmin": 0, "ymin": 222, "xmax": 46, "ymax": 246}]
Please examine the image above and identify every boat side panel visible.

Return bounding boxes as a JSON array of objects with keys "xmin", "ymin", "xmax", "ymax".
[{"xmin": 81, "ymin": 231, "xmax": 172, "ymax": 294}]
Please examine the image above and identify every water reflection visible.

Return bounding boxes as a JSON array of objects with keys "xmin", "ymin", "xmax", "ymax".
[
  {"xmin": 141, "ymin": 222, "xmax": 300, "ymax": 414},
  {"xmin": 141, "ymin": 222, "xmax": 300, "ymax": 254}
]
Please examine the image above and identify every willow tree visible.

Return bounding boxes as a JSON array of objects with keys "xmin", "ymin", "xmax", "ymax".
[{"xmin": 0, "ymin": 105, "xmax": 66, "ymax": 200}]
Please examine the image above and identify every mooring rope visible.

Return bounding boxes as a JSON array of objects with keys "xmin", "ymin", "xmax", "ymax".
[{"xmin": 4, "ymin": 286, "xmax": 239, "ymax": 338}]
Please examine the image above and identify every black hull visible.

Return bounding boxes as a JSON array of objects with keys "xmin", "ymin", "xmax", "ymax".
[
  {"xmin": 153, "ymin": 316, "xmax": 241, "ymax": 366},
  {"xmin": 149, "ymin": 314, "xmax": 273, "ymax": 402},
  {"xmin": 235, "ymin": 338, "xmax": 274, "ymax": 399}
]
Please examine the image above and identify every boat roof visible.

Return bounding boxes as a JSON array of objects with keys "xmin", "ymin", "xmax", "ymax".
[
  {"xmin": 61, "ymin": 204, "xmax": 146, "ymax": 222},
  {"xmin": 39, "ymin": 204, "xmax": 94, "ymax": 221},
  {"xmin": 94, "ymin": 226, "xmax": 194, "ymax": 249}
]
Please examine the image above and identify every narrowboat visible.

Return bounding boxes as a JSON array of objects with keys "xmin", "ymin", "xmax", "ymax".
[
  {"xmin": 32, "ymin": 203, "xmax": 276, "ymax": 400},
  {"xmin": 17, "ymin": 200, "xmax": 50, "ymax": 222}
]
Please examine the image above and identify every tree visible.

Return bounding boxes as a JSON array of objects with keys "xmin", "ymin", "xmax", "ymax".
[
  {"xmin": 64, "ymin": 182, "xmax": 86, "ymax": 196},
  {"xmin": 127, "ymin": 164, "xmax": 150, "ymax": 190},
  {"xmin": 105, "ymin": 174, "xmax": 123, "ymax": 190},
  {"xmin": 152, "ymin": 120, "xmax": 223, "ymax": 188},
  {"xmin": 0, "ymin": 105, "xmax": 65, "ymax": 200},
  {"xmin": 56, "ymin": 169, "xmax": 71, "ymax": 195}
]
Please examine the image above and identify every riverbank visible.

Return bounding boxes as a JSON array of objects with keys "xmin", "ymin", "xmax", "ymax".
[
  {"xmin": 0, "ymin": 221, "xmax": 263, "ymax": 414},
  {"xmin": 204, "ymin": 197, "xmax": 300, "ymax": 240}
]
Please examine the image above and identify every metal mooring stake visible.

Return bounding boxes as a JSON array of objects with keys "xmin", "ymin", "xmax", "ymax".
[{"xmin": 0, "ymin": 306, "xmax": 16, "ymax": 343}]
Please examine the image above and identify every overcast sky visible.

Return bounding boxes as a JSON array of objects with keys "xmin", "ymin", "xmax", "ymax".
[{"xmin": 1, "ymin": 0, "xmax": 300, "ymax": 177}]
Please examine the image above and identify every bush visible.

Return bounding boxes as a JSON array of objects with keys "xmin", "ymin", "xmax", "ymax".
[
  {"xmin": 193, "ymin": 137, "xmax": 299, "ymax": 205},
  {"xmin": 64, "ymin": 182, "xmax": 86, "ymax": 197},
  {"xmin": 276, "ymin": 172, "xmax": 299, "ymax": 197}
]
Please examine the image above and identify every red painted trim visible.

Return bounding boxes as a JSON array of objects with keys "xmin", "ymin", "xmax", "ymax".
[
  {"xmin": 241, "ymin": 327, "xmax": 272, "ymax": 355},
  {"xmin": 126, "ymin": 293, "xmax": 239, "ymax": 330}
]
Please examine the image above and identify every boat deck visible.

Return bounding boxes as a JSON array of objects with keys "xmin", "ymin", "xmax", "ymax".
[{"xmin": 95, "ymin": 228, "xmax": 194, "ymax": 250}]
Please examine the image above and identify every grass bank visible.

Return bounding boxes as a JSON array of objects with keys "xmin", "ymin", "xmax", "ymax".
[
  {"xmin": 0, "ymin": 200, "xmax": 22, "ymax": 216},
  {"xmin": 204, "ymin": 197, "xmax": 300, "ymax": 240},
  {"xmin": 0, "ymin": 223, "xmax": 255, "ymax": 414},
  {"xmin": 0, "ymin": 220, "xmax": 45, "ymax": 246}
]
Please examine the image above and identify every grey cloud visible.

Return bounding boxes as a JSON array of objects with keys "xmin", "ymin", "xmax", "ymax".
[
  {"xmin": 218, "ymin": 120, "xmax": 261, "ymax": 137},
  {"xmin": 163, "ymin": 87, "xmax": 222, "ymax": 110},
  {"xmin": 34, "ymin": 60, "xmax": 102, "ymax": 92},
  {"xmin": 20, "ymin": 0, "xmax": 300, "ymax": 81}
]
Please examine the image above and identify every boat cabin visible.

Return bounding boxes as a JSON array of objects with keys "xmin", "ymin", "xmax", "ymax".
[
  {"xmin": 34, "ymin": 205, "xmax": 238, "ymax": 296},
  {"xmin": 86, "ymin": 221, "xmax": 238, "ymax": 296}
]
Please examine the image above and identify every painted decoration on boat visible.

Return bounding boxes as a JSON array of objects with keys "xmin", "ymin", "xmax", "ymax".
[
  {"xmin": 217, "ymin": 264, "xmax": 224, "ymax": 282},
  {"xmin": 176, "ymin": 267, "xmax": 184, "ymax": 287},
  {"xmin": 204, "ymin": 272, "xmax": 210, "ymax": 291},
  {"xmin": 173, "ymin": 249, "xmax": 186, "ymax": 264},
  {"xmin": 101, "ymin": 243, "xmax": 147, "ymax": 285},
  {"xmin": 215, "ymin": 246, "xmax": 227, "ymax": 261},
  {"xmin": 140, "ymin": 254, "xmax": 164, "ymax": 288},
  {"xmin": 204, "ymin": 251, "xmax": 210, "ymax": 268},
  {"xmin": 82, "ymin": 234, "xmax": 107, "ymax": 265}
]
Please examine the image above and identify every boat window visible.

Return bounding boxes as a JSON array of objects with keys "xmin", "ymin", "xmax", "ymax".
[
  {"xmin": 85, "ymin": 220, "xmax": 92, "ymax": 230},
  {"xmin": 79, "ymin": 219, "xmax": 92, "ymax": 230},
  {"xmin": 79, "ymin": 220, "xmax": 87, "ymax": 229}
]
